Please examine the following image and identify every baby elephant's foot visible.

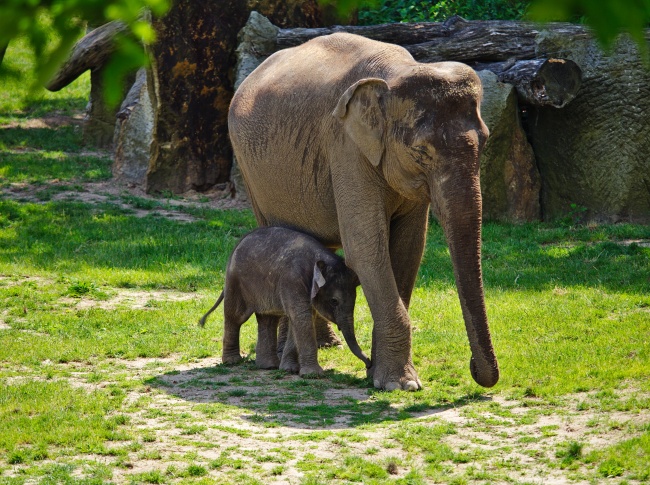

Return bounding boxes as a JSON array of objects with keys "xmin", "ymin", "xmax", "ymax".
[
  {"xmin": 299, "ymin": 364, "xmax": 324, "ymax": 378},
  {"xmin": 279, "ymin": 359, "xmax": 300, "ymax": 374}
]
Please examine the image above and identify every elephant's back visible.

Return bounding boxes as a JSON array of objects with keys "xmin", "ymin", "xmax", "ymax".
[{"xmin": 229, "ymin": 33, "xmax": 413, "ymax": 129}]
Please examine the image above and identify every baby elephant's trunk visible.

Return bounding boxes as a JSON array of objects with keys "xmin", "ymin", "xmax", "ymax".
[
  {"xmin": 341, "ymin": 322, "xmax": 371, "ymax": 368},
  {"xmin": 198, "ymin": 291, "xmax": 224, "ymax": 327}
]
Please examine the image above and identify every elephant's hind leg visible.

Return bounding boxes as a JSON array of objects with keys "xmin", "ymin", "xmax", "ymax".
[
  {"xmin": 221, "ymin": 298, "xmax": 252, "ymax": 364},
  {"xmin": 255, "ymin": 314, "xmax": 280, "ymax": 369}
]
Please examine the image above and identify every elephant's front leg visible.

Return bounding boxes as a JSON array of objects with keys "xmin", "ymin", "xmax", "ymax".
[
  {"xmin": 335, "ymin": 197, "xmax": 421, "ymax": 391},
  {"xmin": 364, "ymin": 277, "xmax": 420, "ymax": 391},
  {"xmin": 277, "ymin": 314, "xmax": 340, "ymax": 359},
  {"xmin": 285, "ymin": 307, "xmax": 323, "ymax": 377}
]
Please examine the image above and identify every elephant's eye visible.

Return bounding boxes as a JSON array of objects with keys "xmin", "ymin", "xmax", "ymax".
[
  {"xmin": 330, "ymin": 298, "xmax": 339, "ymax": 307},
  {"xmin": 412, "ymin": 146, "xmax": 432, "ymax": 162}
]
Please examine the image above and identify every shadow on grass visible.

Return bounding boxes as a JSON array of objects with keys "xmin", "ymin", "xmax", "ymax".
[
  {"xmin": 1, "ymin": 199, "xmax": 648, "ymax": 295},
  {"xmin": 0, "ymin": 199, "xmax": 256, "ymax": 289},
  {"xmin": 0, "ymin": 125, "xmax": 84, "ymax": 152},
  {"xmin": 144, "ymin": 359, "xmax": 486, "ymax": 430},
  {"xmin": 0, "ymin": 152, "xmax": 112, "ymax": 186},
  {"xmin": 3, "ymin": 96, "xmax": 89, "ymax": 118}
]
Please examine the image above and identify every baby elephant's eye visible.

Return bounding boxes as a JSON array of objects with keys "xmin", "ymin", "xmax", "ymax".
[{"xmin": 330, "ymin": 298, "xmax": 339, "ymax": 307}]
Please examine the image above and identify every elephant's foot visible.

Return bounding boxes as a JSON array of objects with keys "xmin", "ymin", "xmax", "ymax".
[
  {"xmin": 299, "ymin": 363, "xmax": 324, "ymax": 377},
  {"xmin": 279, "ymin": 350, "xmax": 300, "ymax": 374},
  {"xmin": 222, "ymin": 352, "xmax": 243, "ymax": 365},
  {"xmin": 279, "ymin": 359, "xmax": 300, "ymax": 374},
  {"xmin": 314, "ymin": 318, "xmax": 342, "ymax": 348},
  {"xmin": 367, "ymin": 359, "xmax": 422, "ymax": 391},
  {"xmin": 255, "ymin": 353, "xmax": 280, "ymax": 370}
]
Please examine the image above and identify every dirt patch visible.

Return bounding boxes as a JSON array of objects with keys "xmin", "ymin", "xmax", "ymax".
[
  {"xmin": 16, "ymin": 355, "xmax": 646, "ymax": 484},
  {"xmin": 2, "ymin": 113, "xmax": 84, "ymax": 130},
  {"xmin": 60, "ymin": 288, "xmax": 198, "ymax": 311}
]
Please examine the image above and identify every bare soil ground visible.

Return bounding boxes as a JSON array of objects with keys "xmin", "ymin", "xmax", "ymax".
[{"xmin": 3, "ymin": 346, "xmax": 647, "ymax": 484}]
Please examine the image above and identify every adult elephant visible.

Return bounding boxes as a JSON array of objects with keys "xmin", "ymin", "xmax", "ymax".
[{"xmin": 228, "ymin": 32, "xmax": 499, "ymax": 391}]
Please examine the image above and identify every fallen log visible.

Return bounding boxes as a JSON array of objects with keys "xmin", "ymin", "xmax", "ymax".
[
  {"xmin": 46, "ymin": 21, "xmax": 128, "ymax": 91},
  {"xmin": 276, "ymin": 16, "xmax": 591, "ymax": 63}
]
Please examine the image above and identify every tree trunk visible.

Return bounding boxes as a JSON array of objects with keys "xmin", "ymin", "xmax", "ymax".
[
  {"xmin": 145, "ymin": 1, "xmax": 247, "ymax": 193},
  {"xmin": 146, "ymin": 0, "xmax": 329, "ymax": 194},
  {"xmin": 45, "ymin": 22, "xmax": 132, "ymax": 148}
]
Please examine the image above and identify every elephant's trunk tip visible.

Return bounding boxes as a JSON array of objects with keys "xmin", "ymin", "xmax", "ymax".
[{"xmin": 470, "ymin": 356, "xmax": 499, "ymax": 388}]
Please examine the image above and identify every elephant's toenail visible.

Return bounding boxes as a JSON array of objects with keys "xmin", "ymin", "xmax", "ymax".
[
  {"xmin": 404, "ymin": 380, "xmax": 419, "ymax": 391},
  {"xmin": 385, "ymin": 382, "xmax": 400, "ymax": 391}
]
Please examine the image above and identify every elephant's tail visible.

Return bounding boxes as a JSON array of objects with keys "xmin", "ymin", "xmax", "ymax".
[{"xmin": 198, "ymin": 291, "xmax": 224, "ymax": 327}]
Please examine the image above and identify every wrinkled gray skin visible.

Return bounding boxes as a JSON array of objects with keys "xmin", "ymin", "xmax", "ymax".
[
  {"xmin": 229, "ymin": 33, "xmax": 499, "ymax": 391},
  {"xmin": 199, "ymin": 227, "xmax": 369, "ymax": 376}
]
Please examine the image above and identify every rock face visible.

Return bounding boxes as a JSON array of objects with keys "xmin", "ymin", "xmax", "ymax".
[
  {"xmin": 528, "ymin": 32, "xmax": 650, "ymax": 223},
  {"xmin": 113, "ymin": 68, "xmax": 153, "ymax": 185},
  {"xmin": 478, "ymin": 71, "xmax": 540, "ymax": 222},
  {"xmin": 83, "ymin": 68, "xmax": 128, "ymax": 149},
  {"xmin": 234, "ymin": 11, "xmax": 279, "ymax": 91}
]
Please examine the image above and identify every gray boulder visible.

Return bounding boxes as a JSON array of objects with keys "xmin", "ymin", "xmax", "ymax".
[{"xmin": 112, "ymin": 68, "xmax": 154, "ymax": 185}]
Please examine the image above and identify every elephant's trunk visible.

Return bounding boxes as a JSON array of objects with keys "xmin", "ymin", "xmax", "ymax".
[
  {"xmin": 340, "ymin": 321, "xmax": 371, "ymax": 368},
  {"xmin": 432, "ymin": 171, "xmax": 499, "ymax": 388}
]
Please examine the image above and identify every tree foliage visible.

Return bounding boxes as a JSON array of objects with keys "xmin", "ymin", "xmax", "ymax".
[
  {"xmin": 0, "ymin": 0, "xmax": 169, "ymax": 103},
  {"xmin": 357, "ymin": 0, "xmax": 529, "ymax": 24},
  {"xmin": 528, "ymin": 0, "xmax": 650, "ymax": 51}
]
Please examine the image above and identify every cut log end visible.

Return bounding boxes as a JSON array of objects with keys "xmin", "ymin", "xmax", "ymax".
[{"xmin": 499, "ymin": 58, "xmax": 582, "ymax": 108}]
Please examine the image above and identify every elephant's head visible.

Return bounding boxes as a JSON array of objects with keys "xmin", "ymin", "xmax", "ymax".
[
  {"xmin": 311, "ymin": 260, "xmax": 370, "ymax": 368},
  {"xmin": 333, "ymin": 62, "xmax": 499, "ymax": 387}
]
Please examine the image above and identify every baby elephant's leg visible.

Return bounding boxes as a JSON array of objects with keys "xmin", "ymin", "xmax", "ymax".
[
  {"xmin": 279, "ymin": 327, "xmax": 299, "ymax": 374},
  {"xmin": 289, "ymin": 309, "xmax": 324, "ymax": 377},
  {"xmin": 221, "ymin": 297, "xmax": 251, "ymax": 364},
  {"xmin": 255, "ymin": 314, "xmax": 280, "ymax": 369},
  {"xmin": 276, "ymin": 316, "xmax": 290, "ymax": 359}
]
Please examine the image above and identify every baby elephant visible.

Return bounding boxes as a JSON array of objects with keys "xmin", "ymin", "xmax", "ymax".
[{"xmin": 199, "ymin": 226, "xmax": 370, "ymax": 376}]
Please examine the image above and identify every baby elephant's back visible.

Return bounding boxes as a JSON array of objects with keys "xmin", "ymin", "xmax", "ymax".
[{"xmin": 228, "ymin": 227, "xmax": 331, "ymax": 288}]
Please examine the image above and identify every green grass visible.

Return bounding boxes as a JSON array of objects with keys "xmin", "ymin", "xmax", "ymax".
[
  {"xmin": 1, "ymin": 36, "xmax": 90, "ymax": 118},
  {"xmin": 1, "ymin": 31, "xmax": 649, "ymax": 485}
]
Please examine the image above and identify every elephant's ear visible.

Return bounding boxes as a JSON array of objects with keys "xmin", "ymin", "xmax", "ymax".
[
  {"xmin": 311, "ymin": 261, "xmax": 327, "ymax": 299},
  {"xmin": 333, "ymin": 78, "xmax": 389, "ymax": 167}
]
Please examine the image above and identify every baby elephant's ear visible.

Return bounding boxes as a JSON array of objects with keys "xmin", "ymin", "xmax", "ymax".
[{"xmin": 311, "ymin": 261, "xmax": 327, "ymax": 299}]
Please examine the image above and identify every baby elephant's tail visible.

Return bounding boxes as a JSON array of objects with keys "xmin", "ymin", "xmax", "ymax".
[{"xmin": 198, "ymin": 291, "xmax": 224, "ymax": 327}]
